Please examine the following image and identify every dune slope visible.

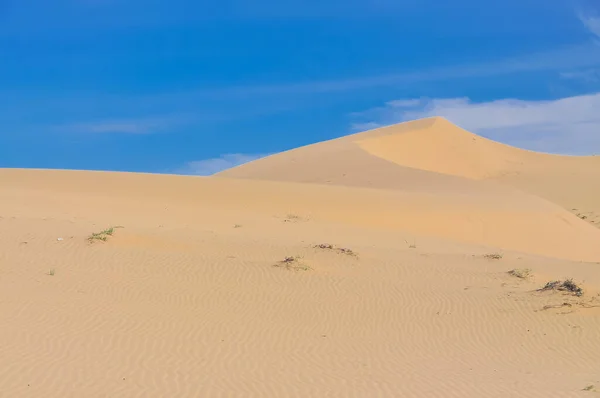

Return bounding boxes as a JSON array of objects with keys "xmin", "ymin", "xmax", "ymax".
[
  {"xmin": 2, "ymin": 169, "xmax": 600, "ymax": 262},
  {"xmin": 217, "ymin": 117, "xmax": 600, "ymax": 226},
  {"xmin": 2, "ymin": 168, "xmax": 600, "ymax": 397}
]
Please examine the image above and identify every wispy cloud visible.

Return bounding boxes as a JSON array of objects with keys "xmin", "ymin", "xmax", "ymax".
[
  {"xmin": 560, "ymin": 68, "xmax": 600, "ymax": 82},
  {"xmin": 555, "ymin": 10, "xmax": 600, "ymax": 86},
  {"xmin": 579, "ymin": 11, "xmax": 600, "ymax": 39},
  {"xmin": 55, "ymin": 116, "xmax": 186, "ymax": 134},
  {"xmin": 386, "ymin": 99, "xmax": 422, "ymax": 108},
  {"xmin": 0, "ymin": 0, "xmax": 419, "ymax": 36},
  {"xmin": 3, "ymin": 40, "xmax": 600, "ymax": 126},
  {"xmin": 351, "ymin": 93, "xmax": 600, "ymax": 155},
  {"xmin": 198, "ymin": 43, "xmax": 600, "ymax": 98},
  {"xmin": 176, "ymin": 153, "xmax": 271, "ymax": 176}
]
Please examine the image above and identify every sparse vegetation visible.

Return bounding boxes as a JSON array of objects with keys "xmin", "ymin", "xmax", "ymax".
[
  {"xmin": 484, "ymin": 253, "xmax": 503, "ymax": 260},
  {"xmin": 313, "ymin": 244, "xmax": 357, "ymax": 256},
  {"xmin": 583, "ymin": 384, "xmax": 596, "ymax": 392},
  {"xmin": 508, "ymin": 268, "xmax": 531, "ymax": 279},
  {"xmin": 404, "ymin": 239, "xmax": 417, "ymax": 249},
  {"xmin": 283, "ymin": 214, "xmax": 305, "ymax": 223},
  {"xmin": 540, "ymin": 302, "xmax": 573, "ymax": 312},
  {"xmin": 48, "ymin": 269, "xmax": 55, "ymax": 276},
  {"xmin": 88, "ymin": 226, "xmax": 119, "ymax": 242},
  {"xmin": 273, "ymin": 256, "xmax": 311, "ymax": 271},
  {"xmin": 539, "ymin": 279, "xmax": 583, "ymax": 297},
  {"xmin": 337, "ymin": 247, "xmax": 356, "ymax": 256}
]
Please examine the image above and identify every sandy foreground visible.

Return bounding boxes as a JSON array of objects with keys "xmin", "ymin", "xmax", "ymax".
[{"xmin": 2, "ymin": 118, "xmax": 600, "ymax": 397}]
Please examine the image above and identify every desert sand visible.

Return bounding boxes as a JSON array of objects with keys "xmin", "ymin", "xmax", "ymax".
[{"xmin": 1, "ymin": 117, "xmax": 600, "ymax": 397}]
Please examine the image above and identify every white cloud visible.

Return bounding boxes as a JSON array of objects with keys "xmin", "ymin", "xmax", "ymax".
[
  {"xmin": 580, "ymin": 12, "xmax": 600, "ymax": 39},
  {"xmin": 56, "ymin": 116, "xmax": 187, "ymax": 134},
  {"xmin": 560, "ymin": 68, "xmax": 600, "ymax": 82},
  {"xmin": 351, "ymin": 93, "xmax": 600, "ymax": 155},
  {"xmin": 177, "ymin": 153, "xmax": 271, "ymax": 176},
  {"xmin": 386, "ymin": 99, "xmax": 422, "ymax": 108},
  {"xmin": 200, "ymin": 43, "xmax": 600, "ymax": 97}
]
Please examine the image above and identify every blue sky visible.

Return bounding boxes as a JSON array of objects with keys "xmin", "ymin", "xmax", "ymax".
[{"xmin": 1, "ymin": 0, "xmax": 600, "ymax": 174}]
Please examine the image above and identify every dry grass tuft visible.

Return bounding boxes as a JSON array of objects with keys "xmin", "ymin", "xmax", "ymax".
[
  {"xmin": 484, "ymin": 253, "xmax": 503, "ymax": 260},
  {"xmin": 539, "ymin": 279, "xmax": 583, "ymax": 297},
  {"xmin": 88, "ymin": 226, "xmax": 122, "ymax": 242},
  {"xmin": 313, "ymin": 244, "xmax": 357, "ymax": 256},
  {"xmin": 508, "ymin": 268, "xmax": 532, "ymax": 279},
  {"xmin": 404, "ymin": 239, "xmax": 417, "ymax": 249},
  {"xmin": 273, "ymin": 256, "xmax": 311, "ymax": 271}
]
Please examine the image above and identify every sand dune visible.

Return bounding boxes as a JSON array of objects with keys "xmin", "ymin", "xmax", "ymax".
[
  {"xmin": 217, "ymin": 117, "xmax": 600, "ymax": 227},
  {"xmin": 2, "ymin": 118, "xmax": 600, "ymax": 397},
  {"xmin": 218, "ymin": 116, "xmax": 600, "ymax": 184},
  {"xmin": 2, "ymin": 168, "xmax": 600, "ymax": 261}
]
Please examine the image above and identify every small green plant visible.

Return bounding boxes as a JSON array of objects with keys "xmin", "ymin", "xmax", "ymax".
[
  {"xmin": 508, "ymin": 268, "xmax": 531, "ymax": 279},
  {"xmin": 88, "ymin": 227, "xmax": 116, "ymax": 242},
  {"xmin": 484, "ymin": 253, "xmax": 503, "ymax": 260},
  {"xmin": 48, "ymin": 269, "xmax": 55, "ymax": 276}
]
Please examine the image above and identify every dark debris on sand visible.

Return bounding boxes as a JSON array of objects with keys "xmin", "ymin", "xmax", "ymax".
[{"xmin": 539, "ymin": 279, "xmax": 583, "ymax": 297}]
